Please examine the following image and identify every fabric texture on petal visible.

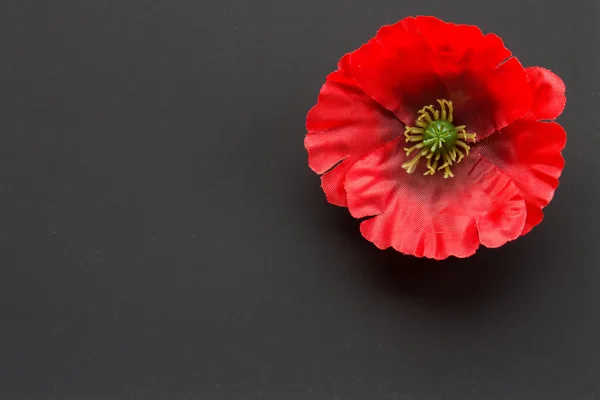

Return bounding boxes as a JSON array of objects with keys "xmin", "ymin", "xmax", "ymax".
[
  {"xmin": 305, "ymin": 56, "xmax": 403, "ymax": 206},
  {"xmin": 344, "ymin": 138, "xmax": 527, "ymax": 260},
  {"xmin": 448, "ymin": 57, "xmax": 533, "ymax": 140},
  {"xmin": 476, "ymin": 120, "xmax": 566, "ymax": 235}
]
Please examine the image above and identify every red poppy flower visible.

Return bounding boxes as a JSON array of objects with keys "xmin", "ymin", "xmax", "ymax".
[{"xmin": 305, "ymin": 16, "xmax": 567, "ymax": 260}]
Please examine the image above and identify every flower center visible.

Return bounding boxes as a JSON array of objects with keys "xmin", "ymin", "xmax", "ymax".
[
  {"xmin": 423, "ymin": 120, "xmax": 457, "ymax": 153},
  {"xmin": 401, "ymin": 99, "xmax": 477, "ymax": 178}
]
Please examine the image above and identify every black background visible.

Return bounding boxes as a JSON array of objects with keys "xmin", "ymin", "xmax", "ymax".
[{"xmin": 1, "ymin": 1, "xmax": 599, "ymax": 399}]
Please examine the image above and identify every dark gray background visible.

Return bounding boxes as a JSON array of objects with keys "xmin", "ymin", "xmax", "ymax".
[{"xmin": 0, "ymin": 0, "xmax": 599, "ymax": 399}]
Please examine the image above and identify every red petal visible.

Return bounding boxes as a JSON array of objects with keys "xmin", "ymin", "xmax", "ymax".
[
  {"xmin": 450, "ymin": 57, "xmax": 533, "ymax": 140},
  {"xmin": 305, "ymin": 56, "xmax": 403, "ymax": 206},
  {"xmin": 346, "ymin": 20, "xmax": 446, "ymax": 125},
  {"xmin": 344, "ymin": 139, "xmax": 526, "ymax": 260},
  {"xmin": 347, "ymin": 17, "xmax": 531, "ymax": 137},
  {"xmin": 476, "ymin": 120, "xmax": 567, "ymax": 235},
  {"xmin": 402, "ymin": 16, "xmax": 510, "ymax": 72},
  {"xmin": 319, "ymin": 158, "xmax": 353, "ymax": 206},
  {"xmin": 524, "ymin": 67, "xmax": 567, "ymax": 121}
]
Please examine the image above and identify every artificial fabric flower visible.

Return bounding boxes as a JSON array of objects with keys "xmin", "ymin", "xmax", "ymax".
[{"xmin": 305, "ymin": 16, "xmax": 567, "ymax": 260}]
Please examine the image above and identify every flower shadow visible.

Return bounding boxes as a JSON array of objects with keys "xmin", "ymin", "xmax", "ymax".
[{"xmin": 324, "ymin": 206, "xmax": 532, "ymax": 310}]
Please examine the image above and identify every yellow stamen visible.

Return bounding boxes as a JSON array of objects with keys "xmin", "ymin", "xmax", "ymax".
[
  {"xmin": 454, "ymin": 147, "xmax": 465, "ymax": 163},
  {"xmin": 460, "ymin": 133, "xmax": 476, "ymax": 142},
  {"xmin": 405, "ymin": 135, "xmax": 424, "ymax": 142},
  {"xmin": 447, "ymin": 148, "xmax": 455, "ymax": 162},
  {"xmin": 424, "ymin": 152, "xmax": 434, "ymax": 172},
  {"xmin": 438, "ymin": 152, "xmax": 454, "ymax": 171},
  {"xmin": 402, "ymin": 149, "xmax": 429, "ymax": 174},
  {"xmin": 456, "ymin": 140, "xmax": 471, "ymax": 155},
  {"xmin": 415, "ymin": 119, "xmax": 429, "ymax": 128},
  {"xmin": 405, "ymin": 126, "xmax": 424, "ymax": 135},
  {"xmin": 437, "ymin": 99, "xmax": 447, "ymax": 121},
  {"xmin": 404, "ymin": 142, "xmax": 424, "ymax": 156},
  {"xmin": 419, "ymin": 106, "xmax": 436, "ymax": 123},
  {"xmin": 442, "ymin": 166, "xmax": 454, "ymax": 179},
  {"xmin": 424, "ymin": 153, "xmax": 441, "ymax": 176}
]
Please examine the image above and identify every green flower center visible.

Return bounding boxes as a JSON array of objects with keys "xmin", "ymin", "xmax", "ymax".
[{"xmin": 423, "ymin": 120, "xmax": 457, "ymax": 154}]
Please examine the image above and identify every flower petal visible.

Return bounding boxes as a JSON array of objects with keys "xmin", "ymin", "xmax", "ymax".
[
  {"xmin": 344, "ymin": 138, "xmax": 526, "ymax": 260},
  {"xmin": 347, "ymin": 16, "xmax": 532, "ymax": 137},
  {"xmin": 450, "ymin": 57, "xmax": 533, "ymax": 140},
  {"xmin": 402, "ymin": 16, "xmax": 511, "ymax": 72},
  {"xmin": 476, "ymin": 120, "xmax": 567, "ymax": 235},
  {"xmin": 524, "ymin": 67, "xmax": 567, "ymax": 121},
  {"xmin": 319, "ymin": 158, "xmax": 354, "ymax": 206},
  {"xmin": 346, "ymin": 20, "xmax": 446, "ymax": 125},
  {"xmin": 305, "ymin": 56, "xmax": 403, "ymax": 206}
]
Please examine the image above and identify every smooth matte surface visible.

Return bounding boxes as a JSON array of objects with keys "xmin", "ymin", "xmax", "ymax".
[{"xmin": 1, "ymin": 1, "xmax": 599, "ymax": 399}]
